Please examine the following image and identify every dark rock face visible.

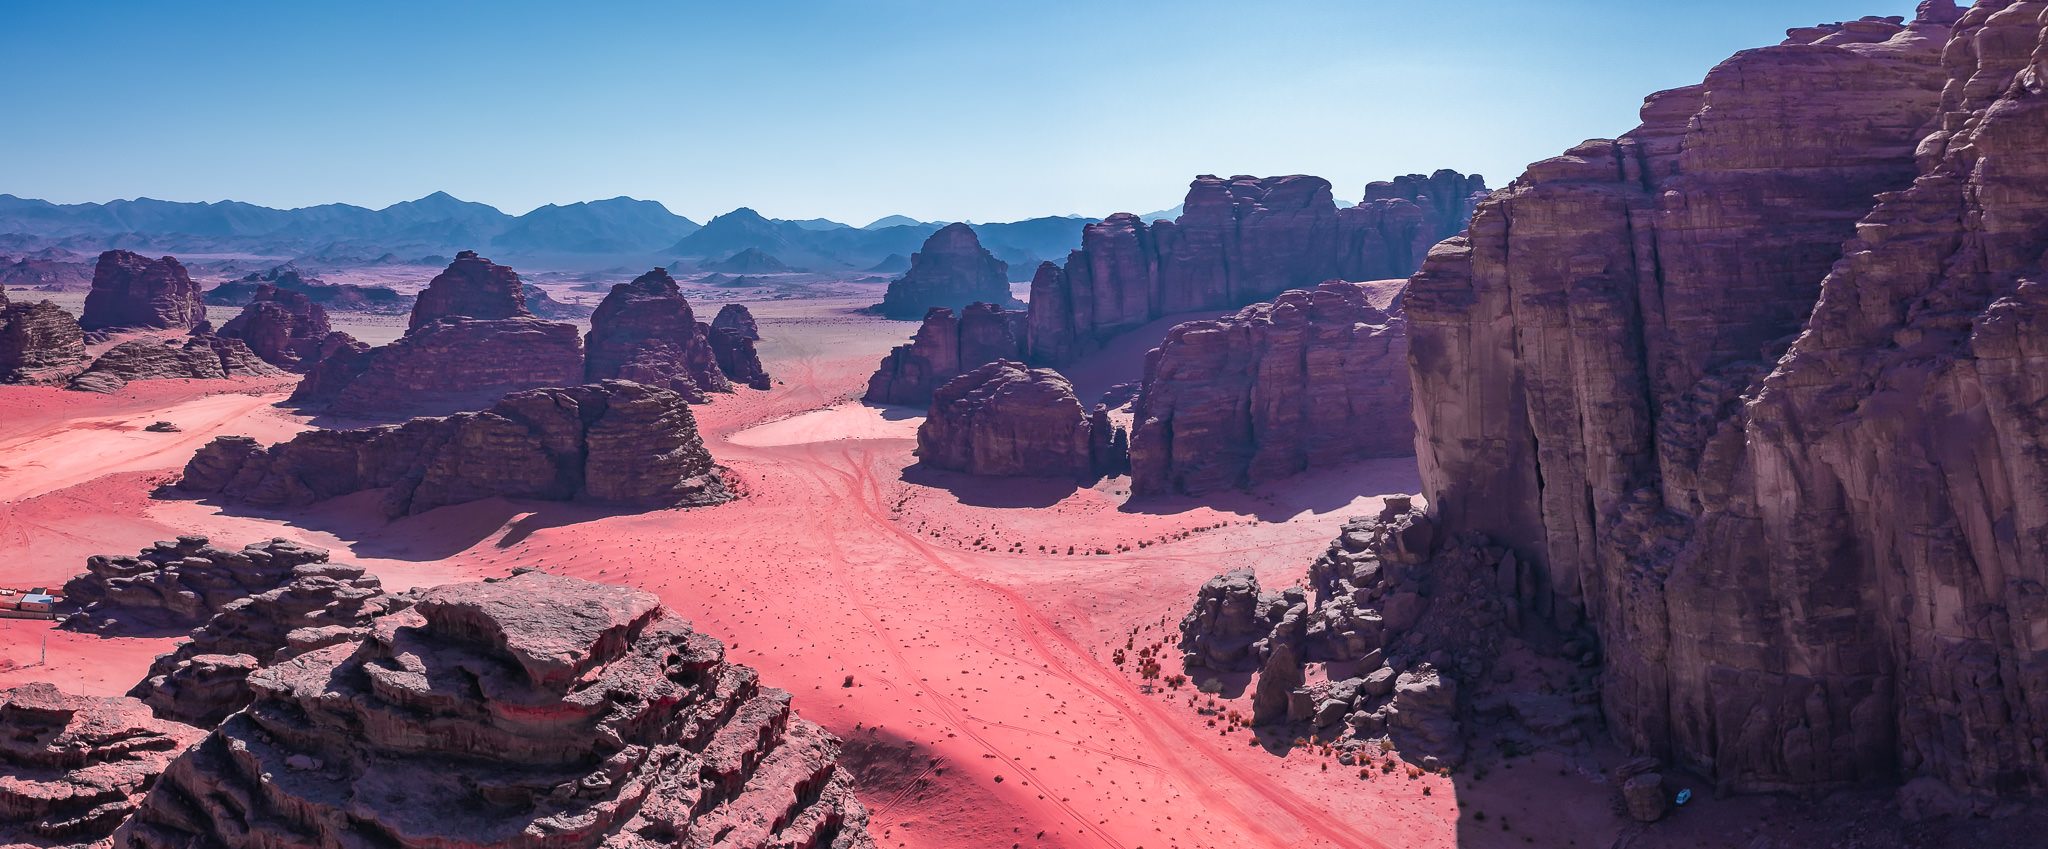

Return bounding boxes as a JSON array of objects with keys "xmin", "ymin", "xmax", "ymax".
[
  {"xmin": 0, "ymin": 293, "xmax": 86, "ymax": 380},
  {"xmin": 407, "ymin": 249, "xmax": 529, "ymax": 331},
  {"xmin": 711, "ymin": 303, "xmax": 761, "ymax": 341},
  {"xmin": 1404, "ymin": 5, "xmax": 2048, "ymax": 798},
  {"xmin": 1128, "ymin": 280, "xmax": 1411, "ymax": 496},
  {"xmin": 325, "ymin": 317, "xmax": 586, "ymax": 417},
  {"xmin": 584, "ymin": 268, "xmax": 731, "ymax": 402},
  {"xmin": 520, "ymin": 282, "xmax": 592, "ymax": 321},
  {"xmin": 129, "ymin": 562, "xmax": 411, "ymax": 727},
  {"xmin": 863, "ymin": 303, "xmax": 1026, "ymax": 406},
  {"xmin": 115, "ymin": 573, "xmax": 876, "ymax": 849},
  {"xmin": 0, "ymin": 684, "xmax": 202, "ymax": 848},
  {"xmin": 1027, "ymin": 172, "xmax": 1484, "ymax": 364},
  {"xmin": 915, "ymin": 360, "xmax": 1123, "ymax": 478},
  {"xmin": 181, "ymin": 380, "xmax": 731, "ymax": 517},
  {"xmin": 205, "ymin": 265, "xmax": 410, "ymax": 315},
  {"xmin": 215, "ymin": 284, "xmax": 333, "ymax": 369},
  {"xmin": 80, "ymin": 251, "xmax": 205, "ymax": 331},
  {"xmin": 60, "ymin": 536, "xmax": 335, "ymax": 635},
  {"xmin": 67, "ymin": 332, "xmax": 280, "ymax": 393},
  {"xmin": 707, "ymin": 322, "xmax": 770, "ymax": 390},
  {"xmin": 285, "ymin": 332, "xmax": 375, "ymax": 405},
  {"xmin": 874, "ymin": 223, "xmax": 1016, "ymax": 319}
]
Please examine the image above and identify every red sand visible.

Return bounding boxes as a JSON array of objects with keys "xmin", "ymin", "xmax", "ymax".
[{"xmin": 0, "ymin": 294, "xmax": 1634, "ymax": 849}]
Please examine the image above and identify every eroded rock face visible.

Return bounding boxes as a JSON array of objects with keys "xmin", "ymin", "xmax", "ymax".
[
  {"xmin": 215, "ymin": 284, "xmax": 333, "ymax": 369},
  {"xmin": 585, "ymin": 268, "xmax": 731, "ymax": 402},
  {"xmin": 408, "ymin": 249, "xmax": 529, "ymax": 331},
  {"xmin": 1404, "ymin": 4, "xmax": 2048, "ymax": 797},
  {"xmin": 915, "ymin": 360, "xmax": 1123, "ymax": 478},
  {"xmin": 1027, "ymin": 172, "xmax": 1484, "ymax": 364},
  {"xmin": 60, "ymin": 536, "xmax": 334, "ymax": 635},
  {"xmin": 326, "ymin": 317, "xmax": 586, "ymax": 417},
  {"xmin": 67, "ymin": 331, "xmax": 282, "ymax": 393},
  {"xmin": 711, "ymin": 303, "xmax": 760, "ymax": 341},
  {"xmin": 79, "ymin": 251, "xmax": 205, "ymax": 331},
  {"xmin": 863, "ymin": 303, "xmax": 1026, "ymax": 406},
  {"xmin": 1129, "ymin": 280, "xmax": 1411, "ymax": 496},
  {"xmin": 0, "ymin": 292, "xmax": 87, "ymax": 380},
  {"xmin": 707, "ymin": 322, "xmax": 771, "ymax": 390},
  {"xmin": 115, "ymin": 573, "xmax": 876, "ymax": 849},
  {"xmin": 875, "ymin": 223, "xmax": 1016, "ymax": 319},
  {"xmin": 0, "ymin": 684, "xmax": 202, "ymax": 848},
  {"xmin": 180, "ymin": 380, "xmax": 730, "ymax": 517},
  {"xmin": 129, "ymin": 562, "xmax": 412, "ymax": 727}
]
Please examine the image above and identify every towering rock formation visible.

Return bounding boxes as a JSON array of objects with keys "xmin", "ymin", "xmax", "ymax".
[
  {"xmin": 0, "ymin": 684, "xmax": 203, "ymax": 849},
  {"xmin": 863, "ymin": 303, "xmax": 1026, "ymax": 406},
  {"xmin": 115, "ymin": 573, "xmax": 875, "ymax": 849},
  {"xmin": 1400, "ymin": 4, "xmax": 2048, "ymax": 799},
  {"xmin": 180, "ymin": 380, "xmax": 731, "ymax": 517},
  {"xmin": 711, "ymin": 302, "xmax": 761, "ymax": 340},
  {"xmin": 874, "ymin": 223, "xmax": 1017, "ymax": 319},
  {"xmin": 214, "ymin": 283, "xmax": 336, "ymax": 369},
  {"xmin": 299, "ymin": 252, "xmax": 586, "ymax": 417},
  {"xmin": 707, "ymin": 320, "xmax": 771, "ymax": 390},
  {"xmin": 1027, "ymin": 172, "xmax": 1484, "ymax": 364},
  {"xmin": 916, "ymin": 360, "xmax": 1124, "ymax": 478},
  {"xmin": 1128, "ymin": 280, "xmax": 1411, "ymax": 496},
  {"xmin": 67, "ymin": 330, "xmax": 281, "ymax": 393},
  {"xmin": 0, "ymin": 286, "xmax": 86, "ymax": 381},
  {"xmin": 79, "ymin": 251, "xmax": 205, "ymax": 331},
  {"xmin": 60, "ymin": 537, "xmax": 336, "ymax": 635},
  {"xmin": 130, "ymin": 562, "xmax": 410, "ymax": 727},
  {"xmin": 584, "ymin": 267, "xmax": 732, "ymax": 402}
]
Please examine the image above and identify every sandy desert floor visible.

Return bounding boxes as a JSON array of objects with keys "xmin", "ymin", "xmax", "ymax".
[{"xmin": 0, "ymin": 293, "xmax": 1825, "ymax": 849}]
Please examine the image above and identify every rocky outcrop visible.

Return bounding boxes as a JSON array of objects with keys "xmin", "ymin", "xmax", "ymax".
[
  {"xmin": 180, "ymin": 380, "xmax": 730, "ymax": 517},
  {"xmin": 79, "ymin": 251, "xmax": 205, "ymax": 331},
  {"xmin": 206, "ymin": 265, "xmax": 411, "ymax": 314},
  {"xmin": 284, "ymin": 332, "xmax": 375, "ymax": 405},
  {"xmin": 0, "ymin": 684, "xmax": 202, "ymax": 849},
  {"xmin": 862, "ymin": 303, "xmax": 1026, "ymax": 406},
  {"xmin": 129, "ymin": 562, "xmax": 411, "ymax": 727},
  {"xmin": 1027, "ymin": 172, "xmax": 1484, "ymax": 364},
  {"xmin": 407, "ymin": 250, "xmax": 529, "ymax": 330},
  {"xmin": 707, "ymin": 321, "xmax": 770, "ymax": 390},
  {"xmin": 214, "ymin": 284, "xmax": 334, "ymax": 369},
  {"xmin": 1404, "ymin": 4, "xmax": 2048, "ymax": 799},
  {"xmin": 323, "ymin": 316, "xmax": 586, "ymax": 416},
  {"xmin": 59, "ymin": 536, "xmax": 335, "ymax": 635},
  {"xmin": 115, "ymin": 573, "xmax": 875, "ymax": 849},
  {"xmin": 1128, "ymin": 280, "xmax": 1411, "ymax": 496},
  {"xmin": 67, "ymin": 332, "xmax": 280, "ymax": 393},
  {"xmin": 874, "ymin": 223, "xmax": 1016, "ymax": 319},
  {"xmin": 0, "ymin": 288, "xmax": 86, "ymax": 380},
  {"xmin": 711, "ymin": 303, "xmax": 761, "ymax": 340},
  {"xmin": 584, "ymin": 268, "xmax": 731, "ymax": 402},
  {"xmin": 521, "ymin": 282, "xmax": 592, "ymax": 320},
  {"xmin": 915, "ymin": 360, "xmax": 1123, "ymax": 478}
]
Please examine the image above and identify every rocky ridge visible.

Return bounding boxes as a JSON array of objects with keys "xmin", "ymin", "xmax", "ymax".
[
  {"xmin": 59, "ymin": 536, "xmax": 335, "ymax": 635},
  {"xmin": 0, "ymin": 684, "xmax": 203, "ymax": 849}
]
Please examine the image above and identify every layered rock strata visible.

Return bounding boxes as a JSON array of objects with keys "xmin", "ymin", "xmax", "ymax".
[
  {"xmin": 0, "ymin": 286, "xmax": 86, "ymax": 380},
  {"xmin": 114, "ymin": 573, "xmax": 876, "ymax": 849},
  {"xmin": 0, "ymin": 684, "xmax": 203, "ymax": 848},
  {"xmin": 214, "ymin": 283, "xmax": 334, "ymax": 369},
  {"xmin": 707, "ymin": 321, "xmax": 770, "ymax": 390},
  {"xmin": 585, "ymin": 268, "xmax": 732, "ymax": 402},
  {"xmin": 129, "ymin": 562, "xmax": 411, "ymax": 727},
  {"xmin": 711, "ymin": 303, "xmax": 761, "ymax": 340},
  {"xmin": 79, "ymin": 251, "xmax": 205, "ymax": 331},
  {"xmin": 67, "ymin": 331, "xmax": 280, "ymax": 393},
  {"xmin": 60, "ymin": 536, "xmax": 334, "ymax": 635},
  {"xmin": 874, "ymin": 223, "xmax": 1017, "ymax": 319},
  {"xmin": 180, "ymin": 380, "xmax": 730, "ymax": 517},
  {"xmin": 915, "ymin": 360, "xmax": 1124, "ymax": 478},
  {"xmin": 1128, "ymin": 280, "xmax": 1411, "ymax": 496},
  {"xmin": 863, "ymin": 303, "xmax": 1026, "ymax": 406},
  {"xmin": 408, "ymin": 249, "xmax": 529, "ymax": 330}
]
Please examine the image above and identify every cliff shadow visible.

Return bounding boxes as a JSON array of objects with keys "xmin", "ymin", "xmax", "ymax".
[
  {"xmin": 897, "ymin": 463, "xmax": 1084, "ymax": 509},
  {"xmin": 1116, "ymin": 455, "xmax": 1420, "ymax": 522},
  {"xmin": 149, "ymin": 485, "xmax": 637, "ymax": 562}
]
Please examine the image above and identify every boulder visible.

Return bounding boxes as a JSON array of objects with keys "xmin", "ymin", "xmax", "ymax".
[
  {"xmin": 0, "ymin": 684, "xmax": 202, "ymax": 847},
  {"xmin": 59, "ymin": 536, "xmax": 334, "ymax": 636},
  {"xmin": 79, "ymin": 251, "xmax": 205, "ymax": 331},
  {"xmin": 915, "ymin": 360, "xmax": 1123, "ymax": 478},
  {"xmin": 113, "ymin": 573, "xmax": 876, "ymax": 849},
  {"xmin": 874, "ymin": 223, "xmax": 1017, "ymax": 319}
]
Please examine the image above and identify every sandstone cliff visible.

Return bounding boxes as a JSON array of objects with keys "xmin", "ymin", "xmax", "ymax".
[
  {"xmin": 215, "ymin": 283, "xmax": 334, "ymax": 370},
  {"xmin": 584, "ymin": 267, "xmax": 730, "ymax": 401},
  {"xmin": 916, "ymin": 360, "xmax": 1124, "ymax": 478},
  {"xmin": 863, "ymin": 303, "xmax": 1026, "ymax": 406},
  {"xmin": 79, "ymin": 251, "xmax": 205, "ymax": 331},
  {"xmin": 0, "ymin": 684, "xmax": 202, "ymax": 849},
  {"xmin": 0, "ymin": 287, "xmax": 86, "ymax": 381}
]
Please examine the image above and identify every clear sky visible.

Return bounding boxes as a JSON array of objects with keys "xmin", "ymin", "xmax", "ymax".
[{"xmin": 2, "ymin": 0, "xmax": 1924, "ymax": 224}]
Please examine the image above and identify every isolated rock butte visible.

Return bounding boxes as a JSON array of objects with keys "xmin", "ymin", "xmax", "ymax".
[
  {"xmin": 114, "ymin": 573, "xmax": 876, "ymax": 849},
  {"xmin": 863, "ymin": 303, "xmax": 1026, "ymax": 406},
  {"xmin": 60, "ymin": 536, "xmax": 334, "ymax": 636},
  {"xmin": 326, "ymin": 316, "xmax": 586, "ymax": 417},
  {"xmin": 181, "ymin": 380, "xmax": 730, "ymax": 517},
  {"xmin": 711, "ymin": 302, "xmax": 760, "ymax": 340},
  {"xmin": 916, "ymin": 360, "xmax": 1125, "ymax": 478},
  {"xmin": 874, "ymin": 222, "xmax": 1016, "ymax": 319},
  {"xmin": 0, "ymin": 286, "xmax": 86, "ymax": 380},
  {"xmin": 129, "ymin": 561, "xmax": 412, "ymax": 727},
  {"xmin": 79, "ymin": 250, "xmax": 206, "ymax": 331},
  {"xmin": 0, "ymin": 683, "xmax": 203, "ymax": 848},
  {"xmin": 214, "ymin": 283, "xmax": 334, "ymax": 369},
  {"xmin": 407, "ymin": 249, "xmax": 529, "ymax": 330},
  {"xmin": 1405, "ymin": 4, "xmax": 2048, "ymax": 796},
  {"xmin": 1027, "ymin": 171, "xmax": 1485, "ymax": 364},
  {"xmin": 585, "ymin": 267, "xmax": 732, "ymax": 402},
  {"xmin": 1129, "ymin": 280, "xmax": 1412, "ymax": 496}
]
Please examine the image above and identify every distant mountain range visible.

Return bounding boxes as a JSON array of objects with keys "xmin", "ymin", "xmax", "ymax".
[{"xmin": 0, "ymin": 192, "xmax": 1097, "ymax": 276}]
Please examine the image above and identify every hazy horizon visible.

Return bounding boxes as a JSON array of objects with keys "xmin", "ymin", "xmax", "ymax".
[{"xmin": 5, "ymin": 0, "xmax": 1922, "ymax": 223}]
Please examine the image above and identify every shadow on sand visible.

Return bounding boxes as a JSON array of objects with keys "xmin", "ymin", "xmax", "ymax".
[{"xmin": 896, "ymin": 463, "xmax": 1091, "ymax": 509}]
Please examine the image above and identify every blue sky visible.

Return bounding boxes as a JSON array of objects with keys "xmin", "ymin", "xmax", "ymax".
[{"xmin": 2, "ymin": 0, "xmax": 1923, "ymax": 223}]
